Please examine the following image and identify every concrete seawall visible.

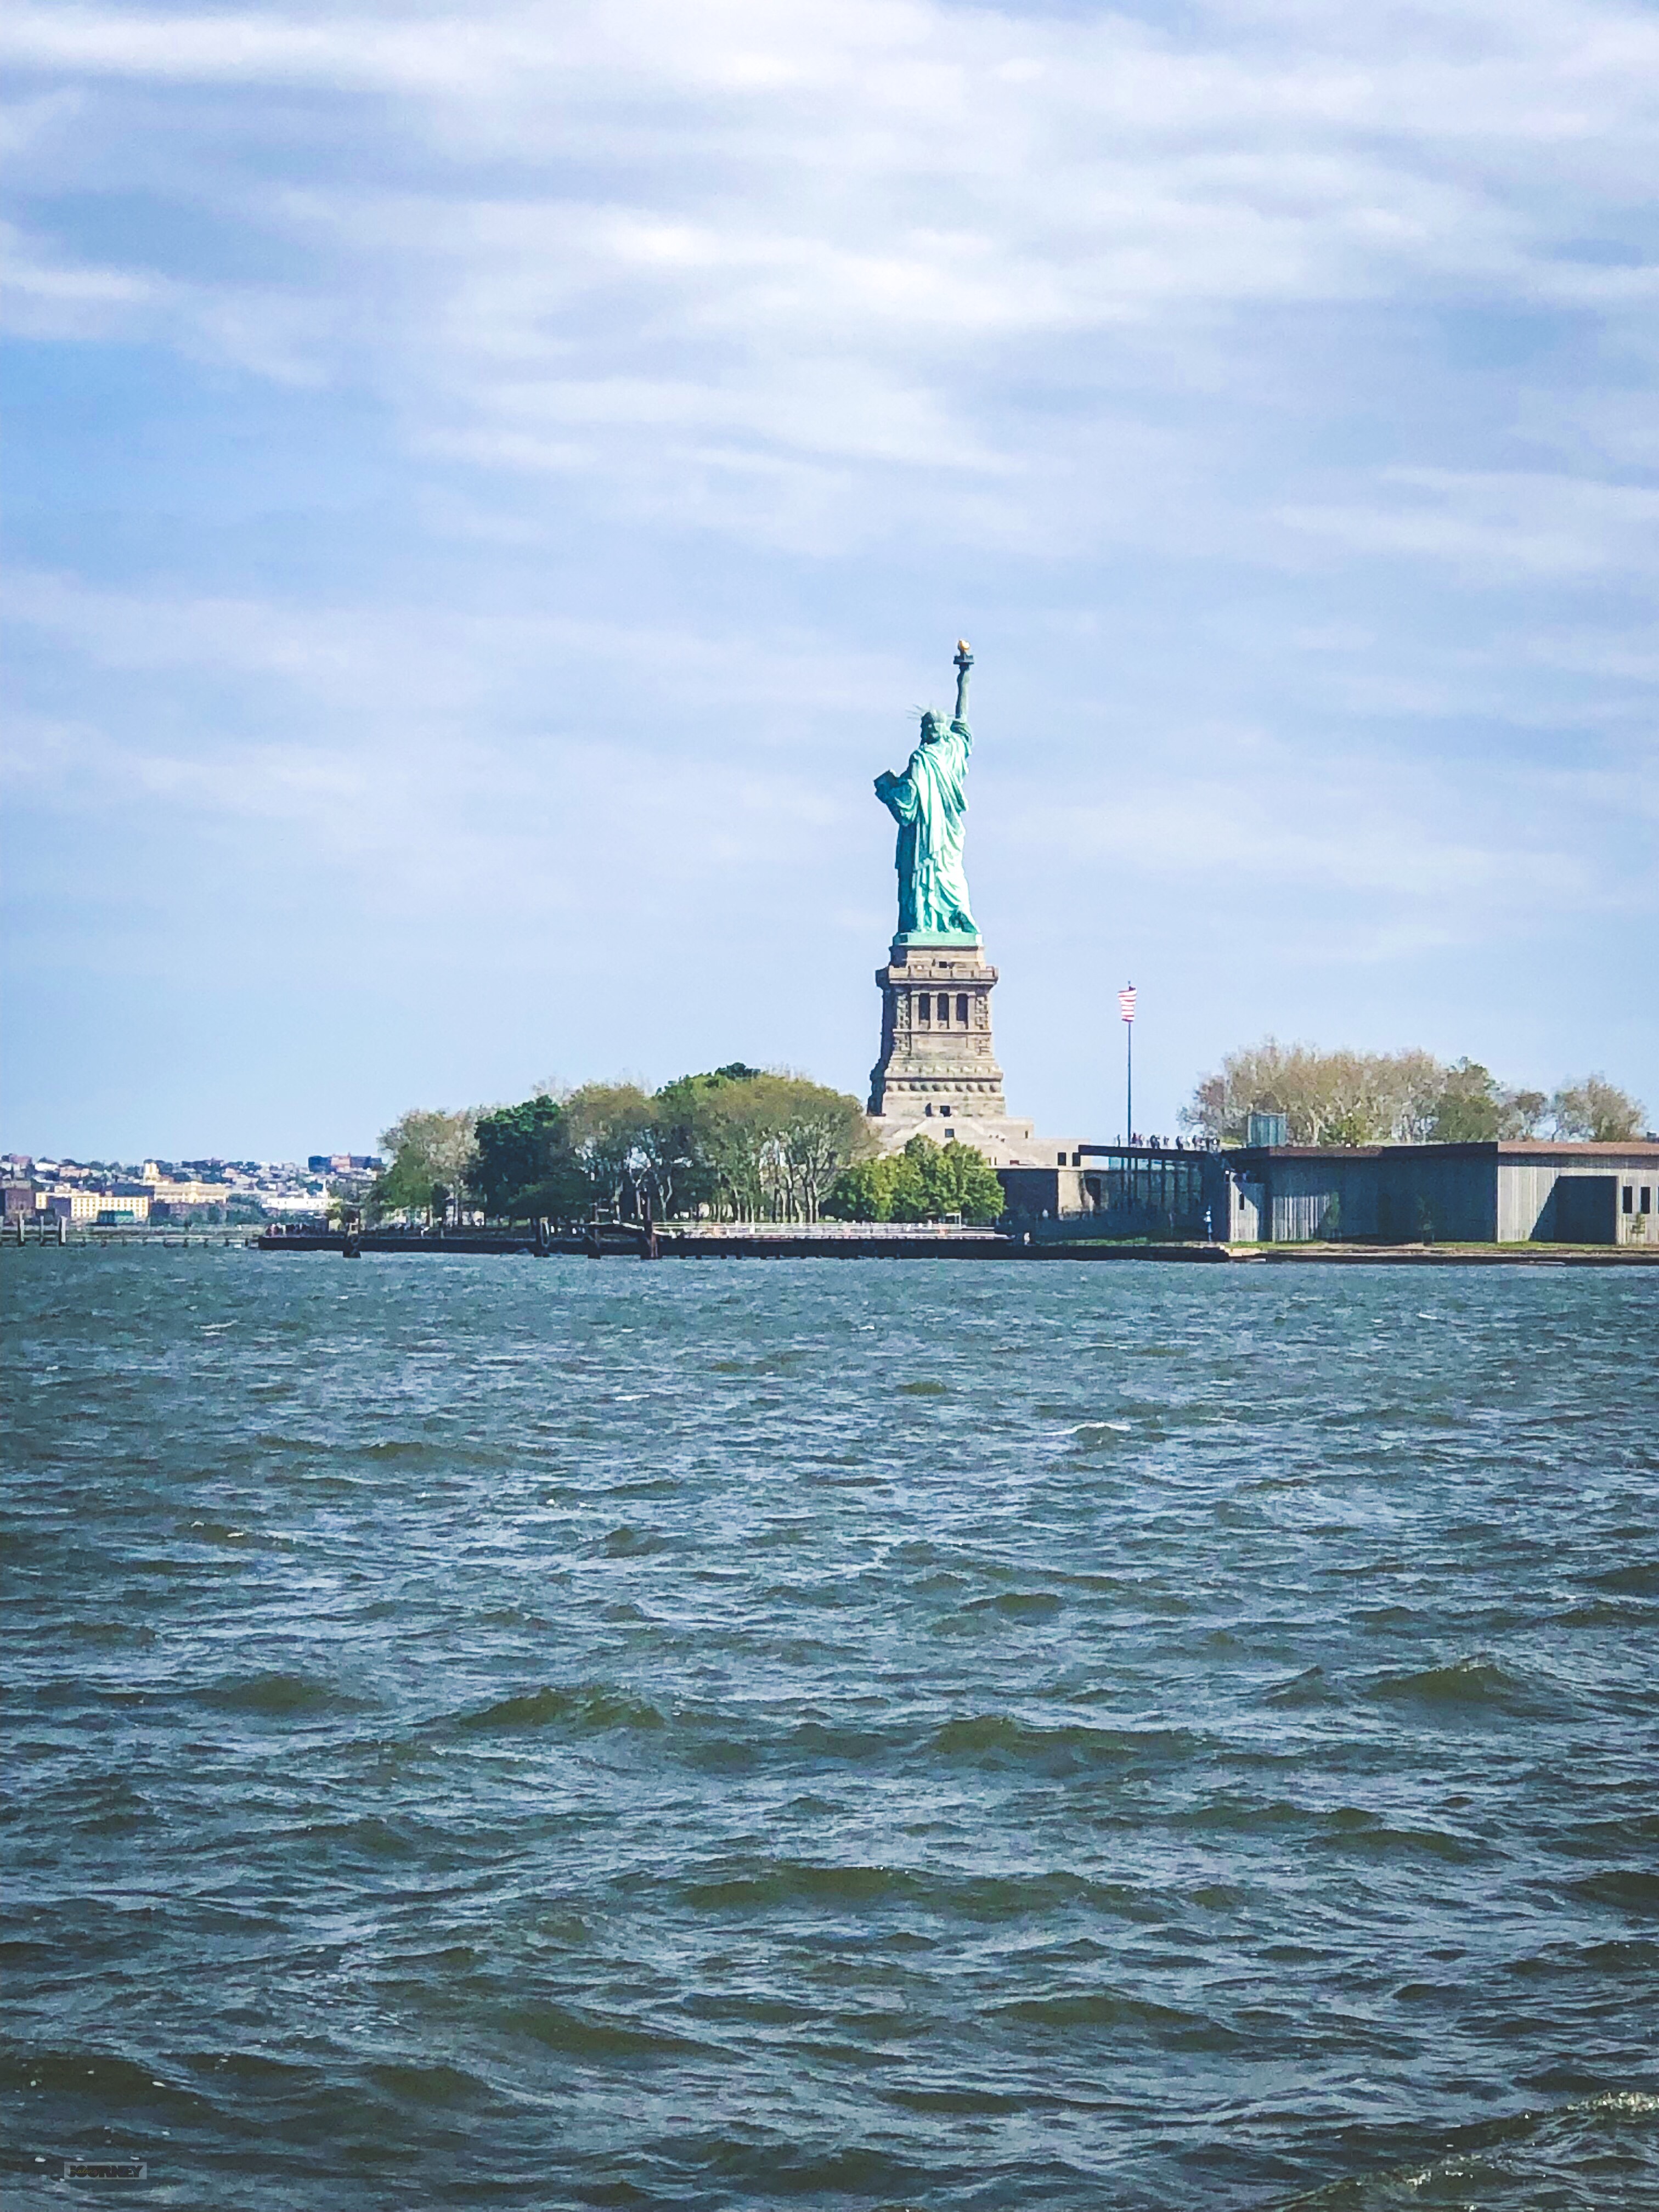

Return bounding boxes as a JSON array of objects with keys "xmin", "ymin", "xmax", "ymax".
[{"xmin": 252, "ymin": 1230, "xmax": 1659, "ymax": 1265}]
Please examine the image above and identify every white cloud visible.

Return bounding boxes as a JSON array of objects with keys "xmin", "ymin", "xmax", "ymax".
[
  {"xmin": 1280, "ymin": 469, "xmax": 1659, "ymax": 580},
  {"xmin": 7, "ymin": 0, "xmax": 1659, "ymax": 522},
  {"xmin": 0, "ymin": 219, "xmax": 166, "ymax": 339}
]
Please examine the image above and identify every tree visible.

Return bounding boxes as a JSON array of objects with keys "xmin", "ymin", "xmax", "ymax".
[
  {"xmin": 558, "ymin": 1083, "xmax": 655, "ymax": 1212},
  {"xmin": 690, "ymin": 1077, "xmax": 780, "ymax": 1220},
  {"xmin": 923, "ymin": 1136, "xmax": 1005, "ymax": 1222},
  {"xmin": 512, "ymin": 1159, "xmax": 595, "ymax": 1222},
  {"xmin": 823, "ymin": 1136, "xmax": 1003, "ymax": 1224},
  {"xmin": 884, "ymin": 1146, "xmax": 932, "ymax": 1222},
  {"xmin": 470, "ymin": 1093, "xmax": 566, "ymax": 1216},
  {"xmin": 1550, "ymin": 1076, "xmax": 1646, "ymax": 1143},
  {"xmin": 448, "ymin": 1065, "xmax": 865, "ymax": 1226},
  {"xmin": 773, "ymin": 1080, "xmax": 873, "ymax": 1221},
  {"xmin": 1430, "ymin": 1062, "xmax": 1556, "ymax": 1142},
  {"xmin": 648, "ymin": 1065, "xmax": 764, "ymax": 1217},
  {"xmin": 1500, "ymin": 1089, "xmax": 1548, "ymax": 1138},
  {"xmin": 946, "ymin": 1150, "xmax": 1013, "ymax": 1238},
  {"xmin": 1186, "ymin": 1040, "xmax": 1647, "ymax": 1147},
  {"xmin": 1430, "ymin": 1059, "xmax": 1503, "ymax": 1142},
  {"xmin": 691, "ymin": 1073, "xmax": 870, "ymax": 1221},
  {"xmin": 1182, "ymin": 1041, "xmax": 1444, "ymax": 1147},
  {"xmin": 370, "ymin": 1109, "xmax": 477, "ymax": 1222},
  {"xmin": 822, "ymin": 1158, "xmax": 893, "ymax": 1220}
]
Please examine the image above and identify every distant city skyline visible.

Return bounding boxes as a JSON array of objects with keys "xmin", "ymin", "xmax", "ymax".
[{"xmin": 3, "ymin": 0, "xmax": 1655, "ymax": 1159}]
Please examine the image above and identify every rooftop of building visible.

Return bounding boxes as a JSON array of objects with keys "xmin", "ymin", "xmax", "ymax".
[{"xmin": 1222, "ymin": 1138, "xmax": 1659, "ymax": 1161}]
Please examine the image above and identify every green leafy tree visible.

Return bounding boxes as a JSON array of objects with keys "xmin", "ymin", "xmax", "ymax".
[
  {"xmin": 884, "ymin": 1148, "xmax": 932, "ymax": 1221},
  {"xmin": 512, "ymin": 1159, "xmax": 595, "ymax": 1222},
  {"xmin": 1550, "ymin": 1075, "xmax": 1646, "ymax": 1142},
  {"xmin": 934, "ymin": 1141, "xmax": 1007, "ymax": 1223},
  {"xmin": 564, "ymin": 1082, "xmax": 656, "ymax": 1210},
  {"xmin": 898, "ymin": 1133, "xmax": 1003, "ymax": 1221},
  {"xmin": 649, "ymin": 1064, "xmax": 764, "ymax": 1216},
  {"xmin": 691, "ymin": 1073, "xmax": 870, "ymax": 1221},
  {"xmin": 826, "ymin": 1136, "xmax": 1003, "ymax": 1224},
  {"xmin": 469, "ymin": 1092, "xmax": 591, "ymax": 1221},
  {"xmin": 370, "ymin": 1108, "xmax": 478, "ymax": 1223},
  {"xmin": 471, "ymin": 1093, "xmax": 567, "ymax": 1215},
  {"xmin": 823, "ymin": 1158, "xmax": 894, "ymax": 1220},
  {"xmin": 1431, "ymin": 1060, "xmax": 1549, "ymax": 1142},
  {"xmin": 1430, "ymin": 1059, "xmax": 1503, "ymax": 1142},
  {"xmin": 771, "ymin": 1078, "xmax": 872, "ymax": 1221}
]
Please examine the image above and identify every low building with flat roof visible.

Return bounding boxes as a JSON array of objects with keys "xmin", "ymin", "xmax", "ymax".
[
  {"xmin": 991, "ymin": 1139, "xmax": 1659, "ymax": 1245},
  {"xmin": 1220, "ymin": 1140, "xmax": 1659, "ymax": 1245}
]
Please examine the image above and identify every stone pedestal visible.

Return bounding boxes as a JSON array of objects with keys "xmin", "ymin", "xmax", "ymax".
[
  {"xmin": 864, "ymin": 939, "xmax": 1042, "ymax": 1164},
  {"xmin": 868, "ymin": 940, "xmax": 1004, "ymax": 1115},
  {"xmin": 864, "ymin": 938, "xmax": 1086, "ymax": 1171}
]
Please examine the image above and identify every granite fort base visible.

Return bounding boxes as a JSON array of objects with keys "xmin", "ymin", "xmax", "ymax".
[{"xmin": 866, "ymin": 936, "xmax": 1076, "ymax": 1169}]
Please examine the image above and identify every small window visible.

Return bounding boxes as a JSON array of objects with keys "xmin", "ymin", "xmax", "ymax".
[
  {"xmin": 1623, "ymin": 1186, "xmax": 1635, "ymax": 1214},
  {"xmin": 940, "ymin": 1105, "xmax": 951, "ymax": 1117},
  {"xmin": 1642, "ymin": 1188, "xmax": 1652, "ymax": 1214},
  {"xmin": 918, "ymin": 995, "xmax": 930, "ymax": 1024},
  {"xmin": 924, "ymin": 1102, "xmax": 934, "ymax": 1116},
  {"xmin": 1057, "ymin": 1152, "xmax": 1066, "ymax": 1166},
  {"xmin": 956, "ymin": 993, "xmax": 968, "ymax": 1024},
  {"xmin": 938, "ymin": 994, "xmax": 951, "ymax": 1023}
]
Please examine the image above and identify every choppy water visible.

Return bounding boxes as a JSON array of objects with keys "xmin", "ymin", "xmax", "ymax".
[{"xmin": 4, "ymin": 1251, "xmax": 1657, "ymax": 2210}]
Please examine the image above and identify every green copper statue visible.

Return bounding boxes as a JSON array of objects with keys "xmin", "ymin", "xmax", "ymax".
[{"xmin": 875, "ymin": 640, "xmax": 980, "ymax": 945}]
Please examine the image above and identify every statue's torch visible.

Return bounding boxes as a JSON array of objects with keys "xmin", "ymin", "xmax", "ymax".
[{"xmin": 953, "ymin": 637, "xmax": 972, "ymax": 719}]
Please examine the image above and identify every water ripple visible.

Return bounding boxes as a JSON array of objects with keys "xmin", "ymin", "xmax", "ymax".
[{"xmin": 3, "ymin": 1251, "xmax": 1656, "ymax": 2208}]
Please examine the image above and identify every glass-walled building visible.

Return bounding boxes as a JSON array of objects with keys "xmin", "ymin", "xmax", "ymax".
[
  {"xmin": 994, "ymin": 1139, "xmax": 1659, "ymax": 1245},
  {"xmin": 996, "ymin": 1144, "xmax": 1226, "ymax": 1237}
]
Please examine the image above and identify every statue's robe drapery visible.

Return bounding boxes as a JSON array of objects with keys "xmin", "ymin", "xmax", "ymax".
[{"xmin": 875, "ymin": 716, "xmax": 977, "ymax": 938}]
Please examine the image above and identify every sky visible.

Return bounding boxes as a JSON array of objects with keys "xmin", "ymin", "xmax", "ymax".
[{"xmin": 3, "ymin": 0, "xmax": 1657, "ymax": 1160}]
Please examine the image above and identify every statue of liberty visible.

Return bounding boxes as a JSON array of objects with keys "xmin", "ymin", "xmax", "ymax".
[{"xmin": 874, "ymin": 641, "xmax": 979, "ymax": 944}]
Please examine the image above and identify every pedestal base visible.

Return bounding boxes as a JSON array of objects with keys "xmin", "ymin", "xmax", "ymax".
[
  {"xmin": 866, "ymin": 938, "xmax": 1083, "ymax": 1168},
  {"xmin": 867, "ymin": 940, "xmax": 1007, "ymax": 1122}
]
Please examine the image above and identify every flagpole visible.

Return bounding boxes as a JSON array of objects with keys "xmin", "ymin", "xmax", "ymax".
[{"xmin": 1118, "ymin": 980, "xmax": 1136, "ymax": 1143}]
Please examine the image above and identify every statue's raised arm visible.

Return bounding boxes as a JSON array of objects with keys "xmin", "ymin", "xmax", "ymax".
[{"xmin": 872, "ymin": 640, "xmax": 980, "ymax": 945}]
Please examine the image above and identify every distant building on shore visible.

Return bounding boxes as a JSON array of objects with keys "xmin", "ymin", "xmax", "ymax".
[
  {"xmin": 996, "ymin": 1138, "xmax": 1659, "ymax": 1245},
  {"xmin": 43, "ymin": 1188, "xmax": 153, "ymax": 1224},
  {"xmin": 1221, "ymin": 1138, "xmax": 1657, "ymax": 1245}
]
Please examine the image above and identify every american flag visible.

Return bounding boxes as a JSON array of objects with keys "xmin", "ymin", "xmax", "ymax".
[{"xmin": 1118, "ymin": 984, "xmax": 1137, "ymax": 1024}]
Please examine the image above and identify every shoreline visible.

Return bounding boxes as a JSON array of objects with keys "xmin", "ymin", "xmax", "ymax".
[
  {"xmin": 7, "ymin": 1225, "xmax": 1652, "ymax": 1264},
  {"xmin": 244, "ymin": 1228, "xmax": 1658, "ymax": 1265}
]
